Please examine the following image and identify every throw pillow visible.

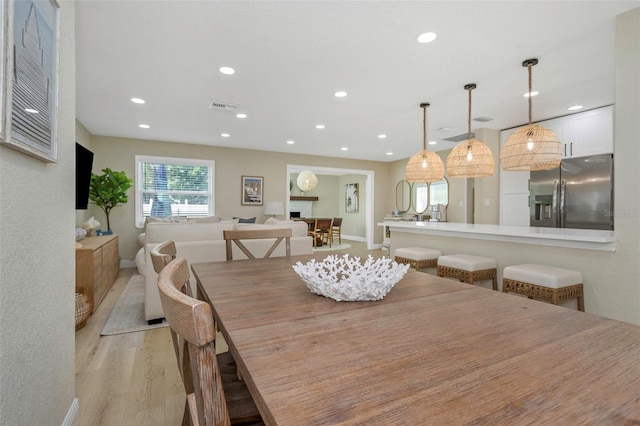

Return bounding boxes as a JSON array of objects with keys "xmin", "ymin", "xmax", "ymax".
[
  {"xmin": 264, "ymin": 217, "xmax": 278, "ymax": 225},
  {"xmin": 234, "ymin": 217, "xmax": 256, "ymax": 223}
]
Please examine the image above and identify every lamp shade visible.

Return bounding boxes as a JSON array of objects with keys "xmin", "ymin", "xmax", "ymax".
[
  {"xmin": 499, "ymin": 59, "xmax": 562, "ymax": 171},
  {"xmin": 405, "ymin": 150, "xmax": 445, "ymax": 183},
  {"xmin": 264, "ymin": 201, "xmax": 284, "ymax": 216},
  {"xmin": 500, "ymin": 124, "xmax": 562, "ymax": 171},
  {"xmin": 405, "ymin": 103, "xmax": 444, "ymax": 184},
  {"xmin": 297, "ymin": 170, "xmax": 318, "ymax": 192},
  {"xmin": 447, "ymin": 138, "xmax": 495, "ymax": 178},
  {"xmin": 446, "ymin": 83, "xmax": 495, "ymax": 178}
]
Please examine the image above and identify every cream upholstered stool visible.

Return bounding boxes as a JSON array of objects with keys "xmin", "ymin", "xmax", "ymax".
[
  {"xmin": 395, "ymin": 247, "xmax": 442, "ymax": 272},
  {"xmin": 437, "ymin": 254, "xmax": 498, "ymax": 290},
  {"xmin": 502, "ymin": 264, "xmax": 584, "ymax": 311}
]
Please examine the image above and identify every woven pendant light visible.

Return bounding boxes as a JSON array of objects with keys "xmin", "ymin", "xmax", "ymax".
[
  {"xmin": 500, "ymin": 59, "xmax": 562, "ymax": 171},
  {"xmin": 446, "ymin": 84, "xmax": 495, "ymax": 178},
  {"xmin": 405, "ymin": 103, "xmax": 444, "ymax": 183}
]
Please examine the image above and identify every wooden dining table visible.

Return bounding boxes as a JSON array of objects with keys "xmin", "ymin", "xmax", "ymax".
[{"xmin": 192, "ymin": 254, "xmax": 640, "ymax": 425}]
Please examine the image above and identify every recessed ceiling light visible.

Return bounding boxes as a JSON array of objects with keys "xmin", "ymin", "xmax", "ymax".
[
  {"xmin": 236, "ymin": 113, "xmax": 247, "ymax": 119},
  {"xmin": 523, "ymin": 91, "xmax": 539, "ymax": 98},
  {"xmin": 221, "ymin": 133, "xmax": 230, "ymax": 138},
  {"xmin": 24, "ymin": 108, "xmax": 38, "ymax": 114},
  {"xmin": 386, "ymin": 152, "xmax": 393, "ymax": 156},
  {"xmin": 139, "ymin": 124, "xmax": 150, "ymax": 129},
  {"xmin": 417, "ymin": 32, "xmax": 437, "ymax": 44},
  {"xmin": 378, "ymin": 134, "xmax": 387, "ymax": 139},
  {"xmin": 341, "ymin": 147, "xmax": 348, "ymax": 151},
  {"xmin": 568, "ymin": 105, "xmax": 583, "ymax": 111},
  {"xmin": 428, "ymin": 141, "xmax": 437, "ymax": 145},
  {"xmin": 219, "ymin": 66, "xmax": 235, "ymax": 75},
  {"xmin": 286, "ymin": 140, "xmax": 295, "ymax": 145},
  {"xmin": 315, "ymin": 124, "xmax": 325, "ymax": 129},
  {"xmin": 334, "ymin": 91, "xmax": 347, "ymax": 98},
  {"xmin": 130, "ymin": 97, "xmax": 145, "ymax": 104}
]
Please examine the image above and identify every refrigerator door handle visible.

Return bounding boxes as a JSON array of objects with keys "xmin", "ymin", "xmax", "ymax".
[
  {"xmin": 560, "ymin": 179, "xmax": 567, "ymax": 228},
  {"xmin": 552, "ymin": 180, "xmax": 559, "ymax": 227}
]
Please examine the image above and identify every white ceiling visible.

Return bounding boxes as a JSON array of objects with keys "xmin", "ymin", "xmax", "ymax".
[{"xmin": 75, "ymin": 1, "xmax": 639, "ymax": 163}]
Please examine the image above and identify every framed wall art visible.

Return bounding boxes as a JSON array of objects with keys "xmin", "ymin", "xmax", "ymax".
[
  {"xmin": 1, "ymin": 0, "xmax": 60, "ymax": 162},
  {"xmin": 345, "ymin": 183, "xmax": 359, "ymax": 213},
  {"xmin": 241, "ymin": 176, "xmax": 263, "ymax": 205}
]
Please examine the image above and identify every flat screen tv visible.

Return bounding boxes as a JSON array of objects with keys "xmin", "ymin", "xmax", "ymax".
[{"xmin": 76, "ymin": 143, "xmax": 94, "ymax": 210}]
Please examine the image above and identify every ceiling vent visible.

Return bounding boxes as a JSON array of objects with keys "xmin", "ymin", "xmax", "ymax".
[
  {"xmin": 209, "ymin": 100, "xmax": 239, "ymax": 111},
  {"xmin": 473, "ymin": 116, "xmax": 493, "ymax": 122},
  {"xmin": 443, "ymin": 132, "xmax": 475, "ymax": 143}
]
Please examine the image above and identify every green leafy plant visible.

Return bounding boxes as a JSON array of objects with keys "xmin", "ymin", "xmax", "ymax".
[{"xmin": 89, "ymin": 168, "xmax": 132, "ymax": 230}]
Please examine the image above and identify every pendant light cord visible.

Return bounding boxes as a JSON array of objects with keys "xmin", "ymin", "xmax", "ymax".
[
  {"xmin": 422, "ymin": 105, "xmax": 427, "ymax": 150},
  {"xmin": 467, "ymin": 86, "xmax": 472, "ymax": 145},
  {"xmin": 528, "ymin": 62, "xmax": 533, "ymax": 125}
]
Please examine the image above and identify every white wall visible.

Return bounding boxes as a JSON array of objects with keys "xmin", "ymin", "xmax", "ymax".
[{"xmin": 0, "ymin": 1, "xmax": 77, "ymax": 424}]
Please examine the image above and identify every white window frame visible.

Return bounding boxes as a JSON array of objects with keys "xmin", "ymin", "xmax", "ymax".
[{"xmin": 135, "ymin": 155, "xmax": 215, "ymax": 228}]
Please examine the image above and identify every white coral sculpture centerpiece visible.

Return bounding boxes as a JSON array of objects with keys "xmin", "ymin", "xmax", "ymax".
[{"xmin": 292, "ymin": 254, "xmax": 410, "ymax": 301}]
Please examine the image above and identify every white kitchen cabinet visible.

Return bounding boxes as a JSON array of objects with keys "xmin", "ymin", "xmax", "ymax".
[
  {"xmin": 562, "ymin": 105, "xmax": 613, "ymax": 158},
  {"xmin": 499, "ymin": 127, "xmax": 530, "ymax": 226}
]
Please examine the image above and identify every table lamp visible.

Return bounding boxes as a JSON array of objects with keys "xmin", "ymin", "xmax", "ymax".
[{"xmin": 264, "ymin": 201, "xmax": 284, "ymax": 218}]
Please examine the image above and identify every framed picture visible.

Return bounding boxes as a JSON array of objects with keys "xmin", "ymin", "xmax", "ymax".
[
  {"xmin": 241, "ymin": 176, "xmax": 263, "ymax": 205},
  {"xmin": 1, "ymin": 0, "xmax": 60, "ymax": 162},
  {"xmin": 345, "ymin": 183, "xmax": 359, "ymax": 213}
]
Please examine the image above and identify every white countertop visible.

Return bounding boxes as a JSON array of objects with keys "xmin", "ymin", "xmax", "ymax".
[{"xmin": 378, "ymin": 221, "xmax": 617, "ymax": 252}]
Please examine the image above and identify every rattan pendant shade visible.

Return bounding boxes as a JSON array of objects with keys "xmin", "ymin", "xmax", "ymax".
[
  {"xmin": 405, "ymin": 103, "xmax": 444, "ymax": 183},
  {"xmin": 500, "ymin": 59, "xmax": 562, "ymax": 171},
  {"xmin": 446, "ymin": 84, "xmax": 494, "ymax": 178}
]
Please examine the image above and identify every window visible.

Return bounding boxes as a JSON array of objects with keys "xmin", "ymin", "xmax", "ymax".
[
  {"xmin": 135, "ymin": 155, "xmax": 214, "ymax": 228},
  {"xmin": 429, "ymin": 178, "xmax": 449, "ymax": 206}
]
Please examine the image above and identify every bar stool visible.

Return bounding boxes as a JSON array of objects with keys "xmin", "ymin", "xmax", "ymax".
[
  {"xmin": 395, "ymin": 247, "xmax": 442, "ymax": 272},
  {"xmin": 437, "ymin": 254, "xmax": 498, "ymax": 290},
  {"xmin": 502, "ymin": 264, "xmax": 584, "ymax": 311}
]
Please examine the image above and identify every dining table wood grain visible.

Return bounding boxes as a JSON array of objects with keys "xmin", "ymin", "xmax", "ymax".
[{"xmin": 192, "ymin": 254, "xmax": 640, "ymax": 425}]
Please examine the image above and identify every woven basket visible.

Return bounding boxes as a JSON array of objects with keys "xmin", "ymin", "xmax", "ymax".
[{"xmin": 75, "ymin": 289, "xmax": 91, "ymax": 330}]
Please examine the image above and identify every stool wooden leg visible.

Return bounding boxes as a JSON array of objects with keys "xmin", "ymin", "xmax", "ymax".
[
  {"xmin": 492, "ymin": 276, "xmax": 497, "ymax": 291},
  {"xmin": 577, "ymin": 295, "xmax": 585, "ymax": 312}
]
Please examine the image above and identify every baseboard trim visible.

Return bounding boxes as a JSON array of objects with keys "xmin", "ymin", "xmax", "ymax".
[
  {"xmin": 341, "ymin": 234, "xmax": 366, "ymax": 243},
  {"xmin": 62, "ymin": 398, "xmax": 79, "ymax": 426}
]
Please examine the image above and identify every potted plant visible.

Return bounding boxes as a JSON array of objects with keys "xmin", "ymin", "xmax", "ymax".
[{"xmin": 89, "ymin": 168, "xmax": 132, "ymax": 232}]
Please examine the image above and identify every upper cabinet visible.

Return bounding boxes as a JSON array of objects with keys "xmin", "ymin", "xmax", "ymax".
[{"xmin": 562, "ymin": 106, "xmax": 613, "ymax": 158}]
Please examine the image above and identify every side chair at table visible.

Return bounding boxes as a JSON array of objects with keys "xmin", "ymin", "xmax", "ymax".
[
  {"xmin": 223, "ymin": 228, "xmax": 292, "ymax": 260},
  {"xmin": 157, "ymin": 257, "xmax": 263, "ymax": 426},
  {"xmin": 309, "ymin": 218, "xmax": 333, "ymax": 248}
]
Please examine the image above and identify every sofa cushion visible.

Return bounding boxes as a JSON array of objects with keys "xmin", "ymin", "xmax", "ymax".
[{"xmin": 186, "ymin": 216, "xmax": 220, "ymax": 224}]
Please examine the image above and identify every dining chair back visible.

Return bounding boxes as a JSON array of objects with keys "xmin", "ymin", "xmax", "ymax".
[
  {"xmin": 331, "ymin": 217, "xmax": 343, "ymax": 244},
  {"xmin": 310, "ymin": 218, "xmax": 333, "ymax": 247},
  {"xmin": 151, "ymin": 240, "xmax": 194, "ymax": 297},
  {"xmin": 223, "ymin": 228, "xmax": 292, "ymax": 260},
  {"xmin": 157, "ymin": 257, "xmax": 262, "ymax": 426}
]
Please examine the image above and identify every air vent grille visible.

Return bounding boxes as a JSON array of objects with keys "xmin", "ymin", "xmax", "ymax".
[
  {"xmin": 473, "ymin": 116, "xmax": 493, "ymax": 122},
  {"xmin": 443, "ymin": 132, "xmax": 475, "ymax": 142},
  {"xmin": 209, "ymin": 100, "xmax": 239, "ymax": 111}
]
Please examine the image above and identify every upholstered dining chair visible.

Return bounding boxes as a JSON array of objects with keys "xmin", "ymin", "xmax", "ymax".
[
  {"xmin": 309, "ymin": 218, "xmax": 333, "ymax": 248},
  {"xmin": 331, "ymin": 217, "xmax": 343, "ymax": 245},
  {"xmin": 223, "ymin": 228, "xmax": 292, "ymax": 260},
  {"xmin": 157, "ymin": 257, "xmax": 263, "ymax": 426}
]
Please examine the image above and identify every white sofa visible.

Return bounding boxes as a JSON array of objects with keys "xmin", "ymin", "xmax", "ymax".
[{"xmin": 137, "ymin": 219, "xmax": 313, "ymax": 323}]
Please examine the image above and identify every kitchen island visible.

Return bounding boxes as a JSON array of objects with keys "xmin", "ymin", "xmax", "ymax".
[{"xmin": 380, "ymin": 220, "xmax": 619, "ymax": 316}]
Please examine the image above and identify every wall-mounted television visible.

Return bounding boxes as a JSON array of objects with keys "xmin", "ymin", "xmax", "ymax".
[{"xmin": 76, "ymin": 143, "xmax": 94, "ymax": 210}]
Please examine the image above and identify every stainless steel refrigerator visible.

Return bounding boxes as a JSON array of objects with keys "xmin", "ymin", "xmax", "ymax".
[{"xmin": 529, "ymin": 154, "xmax": 614, "ymax": 230}]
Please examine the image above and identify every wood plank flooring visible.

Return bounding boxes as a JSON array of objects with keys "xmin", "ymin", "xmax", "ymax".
[{"xmin": 75, "ymin": 241, "xmax": 384, "ymax": 425}]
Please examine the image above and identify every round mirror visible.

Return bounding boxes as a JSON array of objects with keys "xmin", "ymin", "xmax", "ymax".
[
  {"xmin": 412, "ymin": 181, "xmax": 429, "ymax": 214},
  {"xmin": 395, "ymin": 180, "xmax": 412, "ymax": 214},
  {"xmin": 429, "ymin": 177, "xmax": 449, "ymax": 206}
]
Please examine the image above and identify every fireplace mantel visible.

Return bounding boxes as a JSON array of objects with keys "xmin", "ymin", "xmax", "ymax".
[{"xmin": 290, "ymin": 196, "xmax": 319, "ymax": 201}]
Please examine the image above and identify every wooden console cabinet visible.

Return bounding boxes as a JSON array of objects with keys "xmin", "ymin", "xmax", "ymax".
[{"xmin": 76, "ymin": 234, "xmax": 120, "ymax": 312}]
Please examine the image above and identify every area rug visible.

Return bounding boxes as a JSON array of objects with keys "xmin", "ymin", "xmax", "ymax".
[
  {"xmin": 313, "ymin": 243, "xmax": 351, "ymax": 252},
  {"xmin": 101, "ymin": 274, "xmax": 168, "ymax": 336}
]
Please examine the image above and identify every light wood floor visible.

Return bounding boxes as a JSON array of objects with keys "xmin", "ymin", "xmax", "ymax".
[{"xmin": 75, "ymin": 241, "xmax": 384, "ymax": 425}]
